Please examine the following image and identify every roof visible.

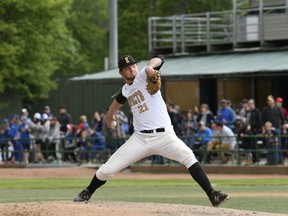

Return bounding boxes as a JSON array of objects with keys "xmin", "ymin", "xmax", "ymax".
[{"xmin": 70, "ymin": 51, "xmax": 288, "ymax": 81}]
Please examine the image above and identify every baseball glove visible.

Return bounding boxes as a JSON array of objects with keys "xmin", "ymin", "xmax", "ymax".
[{"xmin": 146, "ymin": 70, "xmax": 161, "ymax": 95}]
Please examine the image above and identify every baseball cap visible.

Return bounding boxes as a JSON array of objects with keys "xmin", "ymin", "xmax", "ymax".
[
  {"xmin": 267, "ymin": 95, "xmax": 274, "ymax": 101},
  {"xmin": 21, "ymin": 108, "xmax": 28, "ymax": 113},
  {"xmin": 215, "ymin": 122, "xmax": 223, "ymax": 127},
  {"xmin": 241, "ymin": 99, "xmax": 248, "ymax": 104},
  {"xmin": 67, "ymin": 123, "xmax": 74, "ymax": 130},
  {"xmin": 34, "ymin": 113, "xmax": 41, "ymax": 120},
  {"xmin": 220, "ymin": 99, "xmax": 227, "ymax": 103},
  {"xmin": 198, "ymin": 121, "xmax": 205, "ymax": 127},
  {"xmin": 118, "ymin": 55, "xmax": 137, "ymax": 70},
  {"xmin": 42, "ymin": 113, "xmax": 48, "ymax": 120},
  {"xmin": 275, "ymin": 97, "xmax": 283, "ymax": 103},
  {"xmin": 3, "ymin": 118, "xmax": 9, "ymax": 124}
]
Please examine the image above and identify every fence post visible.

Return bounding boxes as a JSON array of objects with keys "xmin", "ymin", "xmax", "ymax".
[
  {"xmin": 172, "ymin": 16, "xmax": 177, "ymax": 53},
  {"xmin": 206, "ymin": 12, "xmax": 211, "ymax": 52},
  {"xmin": 181, "ymin": 14, "xmax": 185, "ymax": 53}
]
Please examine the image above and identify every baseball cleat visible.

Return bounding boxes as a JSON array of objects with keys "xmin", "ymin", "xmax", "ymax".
[
  {"xmin": 73, "ymin": 189, "xmax": 92, "ymax": 202},
  {"xmin": 209, "ymin": 190, "xmax": 231, "ymax": 207}
]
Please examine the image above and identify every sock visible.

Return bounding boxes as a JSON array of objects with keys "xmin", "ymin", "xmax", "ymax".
[
  {"xmin": 188, "ymin": 162, "xmax": 214, "ymax": 197},
  {"xmin": 86, "ymin": 174, "xmax": 107, "ymax": 194}
]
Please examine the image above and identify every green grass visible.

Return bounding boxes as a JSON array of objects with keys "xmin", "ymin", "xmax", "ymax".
[
  {"xmin": 1, "ymin": 178, "xmax": 287, "ymax": 189},
  {"xmin": 0, "ymin": 178, "xmax": 288, "ymax": 214}
]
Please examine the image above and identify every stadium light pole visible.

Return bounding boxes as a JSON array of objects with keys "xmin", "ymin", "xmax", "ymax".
[{"xmin": 109, "ymin": 0, "xmax": 118, "ymax": 69}]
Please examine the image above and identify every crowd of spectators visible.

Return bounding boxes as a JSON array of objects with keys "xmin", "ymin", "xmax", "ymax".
[
  {"xmin": 167, "ymin": 95, "xmax": 287, "ymax": 166},
  {"xmin": 0, "ymin": 94, "xmax": 287, "ymax": 166},
  {"xmin": 0, "ymin": 106, "xmax": 130, "ymax": 165}
]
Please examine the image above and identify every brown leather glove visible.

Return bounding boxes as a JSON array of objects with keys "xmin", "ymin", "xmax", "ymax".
[{"xmin": 146, "ymin": 70, "xmax": 161, "ymax": 95}]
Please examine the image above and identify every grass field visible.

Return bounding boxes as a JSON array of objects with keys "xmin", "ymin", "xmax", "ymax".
[{"xmin": 1, "ymin": 177, "xmax": 288, "ymax": 214}]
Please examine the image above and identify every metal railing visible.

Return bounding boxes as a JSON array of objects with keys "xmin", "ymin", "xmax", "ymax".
[
  {"xmin": 148, "ymin": 0, "xmax": 288, "ymax": 55},
  {"xmin": 0, "ymin": 134, "xmax": 287, "ymax": 166}
]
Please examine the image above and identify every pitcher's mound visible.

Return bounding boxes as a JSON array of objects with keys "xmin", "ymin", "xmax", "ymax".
[{"xmin": 0, "ymin": 201, "xmax": 284, "ymax": 216}]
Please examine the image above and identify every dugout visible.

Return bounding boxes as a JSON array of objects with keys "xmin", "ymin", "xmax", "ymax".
[{"xmin": 29, "ymin": 50, "xmax": 288, "ymax": 120}]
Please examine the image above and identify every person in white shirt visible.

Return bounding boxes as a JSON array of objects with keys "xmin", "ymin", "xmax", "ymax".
[
  {"xmin": 205, "ymin": 122, "xmax": 236, "ymax": 164},
  {"xmin": 73, "ymin": 55, "xmax": 230, "ymax": 207}
]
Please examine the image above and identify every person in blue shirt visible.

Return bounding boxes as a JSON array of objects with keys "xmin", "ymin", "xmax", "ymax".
[
  {"xmin": 194, "ymin": 121, "xmax": 213, "ymax": 163},
  {"xmin": 216, "ymin": 99, "xmax": 236, "ymax": 131},
  {"xmin": 89, "ymin": 128, "xmax": 106, "ymax": 163},
  {"xmin": 18, "ymin": 116, "xmax": 31, "ymax": 164},
  {"xmin": 8, "ymin": 115, "xmax": 23, "ymax": 163},
  {"xmin": 0, "ymin": 119, "xmax": 11, "ymax": 162}
]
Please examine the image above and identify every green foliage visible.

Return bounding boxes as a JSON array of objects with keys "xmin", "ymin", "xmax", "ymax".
[
  {"xmin": 0, "ymin": 0, "xmax": 232, "ymax": 103},
  {"xmin": 154, "ymin": 0, "xmax": 232, "ymax": 15},
  {"xmin": 0, "ymin": 0, "xmax": 77, "ymax": 101},
  {"xmin": 65, "ymin": 0, "xmax": 109, "ymax": 75}
]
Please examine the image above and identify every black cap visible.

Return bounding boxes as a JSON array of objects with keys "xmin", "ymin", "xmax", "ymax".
[
  {"xmin": 215, "ymin": 122, "xmax": 223, "ymax": 127},
  {"xmin": 118, "ymin": 55, "xmax": 137, "ymax": 70},
  {"xmin": 241, "ymin": 99, "xmax": 248, "ymax": 104}
]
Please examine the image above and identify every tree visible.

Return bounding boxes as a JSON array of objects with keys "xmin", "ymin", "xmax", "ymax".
[
  {"xmin": 0, "ymin": 0, "xmax": 78, "ymax": 102},
  {"xmin": 65, "ymin": 0, "xmax": 109, "ymax": 75}
]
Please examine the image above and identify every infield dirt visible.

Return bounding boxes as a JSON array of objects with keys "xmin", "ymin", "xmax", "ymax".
[{"xmin": 1, "ymin": 167, "xmax": 287, "ymax": 216}]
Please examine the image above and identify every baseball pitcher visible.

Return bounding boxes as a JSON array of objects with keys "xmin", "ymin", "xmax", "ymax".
[{"xmin": 73, "ymin": 55, "xmax": 230, "ymax": 207}]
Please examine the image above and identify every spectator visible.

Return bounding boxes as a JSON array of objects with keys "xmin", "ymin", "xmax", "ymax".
[
  {"xmin": 43, "ymin": 105, "xmax": 54, "ymax": 119},
  {"xmin": 42, "ymin": 113, "xmax": 50, "ymax": 160},
  {"xmin": 30, "ymin": 113, "xmax": 46, "ymax": 163},
  {"xmin": 275, "ymin": 97, "xmax": 288, "ymax": 159},
  {"xmin": 205, "ymin": 122, "xmax": 236, "ymax": 164},
  {"xmin": 197, "ymin": 103, "xmax": 214, "ymax": 128},
  {"xmin": 21, "ymin": 108, "xmax": 31, "ymax": 122},
  {"xmin": 245, "ymin": 99, "xmax": 262, "ymax": 164},
  {"xmin": 216, "ymin": 99, "xmax": 236, "ymax": 131},
  {"xmin": 18, "ymin": 116, "xmax": 31, "ymax": 164},
  {"xmin": 0, "ymin": 119, "xmax": 13, "ymax": 162},
  {"xmin": 246, "ymin": 99, "xmax": 262, "ymax": 134},
  {"xmin": 194, "ymin": 121, "xmax": 213, "ymax": 163},
  {"xmin": 275, "ymin": 97, "xmax": 288, "ymax": 121},
  {"xmin": 79, "ymin": 115, "xmax": 89, "ymax": 130},
  {"xmin": 262, "ymin": 95, "xmax": 286, "ymax": 164},
  {"xmin": 58, "ymin": 106, "xmax": 71, "ymax": 135},
  {"xmin": 46, "ymin": 117, "xmax": 61, "ymax": 162},
  {"xmin": 99, "ymin": 109, "xmax": 113, "ymax": 152},
  {"xmin": 110, "ymin": 110, "xmax": 128, "ymax": 152},
  {"xmin": 226, "ymin": 100, "xmax": 237, "ymax": 118},
  {"xmin": 234, "ymin": 116, "xmax": 245, "ymax": 135},
  {"xmin": 238, "ymin": 123, "xmax": 254, "ymax": 166},
  {"xmin": 91, "ymin": 112, "xmax": 103, "ymax": 132},
  {"xmin": 9, "ymin": 115, "xmax": 23, "ymax": 163},
  {"xmin": 263, "ymin": 121, "xmax": 279, "ymax": 165},
  {"xmin": 238, "ymin": 99, "xmax": 249, "ymax": 123},
  {"xmin": 192, "ymin": 105, "xmax": 200, "ymax": 122},
  {"xmin": 88, "ymin": 128, "xmax": 106, "ymax": 162},
  {"xmin": 181, "ymin": 110, "xmax": 197, "ymax": 149},
  {"xmin": 63, "ymin": 123, "xmax": 78, "ymax": 163},
  {"xmin": 167, "ymin": 103, "xmax": 181, "ymax": 136}
]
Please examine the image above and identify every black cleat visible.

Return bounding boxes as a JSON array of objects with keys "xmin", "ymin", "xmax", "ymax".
[
  {"xmin": 209, "ymin": 190, "xmax": 231, "ymax": 207},
  {"xmin": 73, "ymin": 189, "xmax": 92, "ymax": 202}
]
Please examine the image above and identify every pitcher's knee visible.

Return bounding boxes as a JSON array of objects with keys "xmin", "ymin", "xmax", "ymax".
[
  {"xmin": 96, "ymin": 164, "xmax": 117, "ymax": 181},
  {"xmin": 182, "ymin": 154, "xmax": 198, "ymax": 168}
]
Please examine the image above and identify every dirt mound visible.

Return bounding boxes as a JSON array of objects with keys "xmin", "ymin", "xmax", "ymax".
[{"xmin": 0, "ymin": 201, "xmax": 285, "ymax": 216}]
